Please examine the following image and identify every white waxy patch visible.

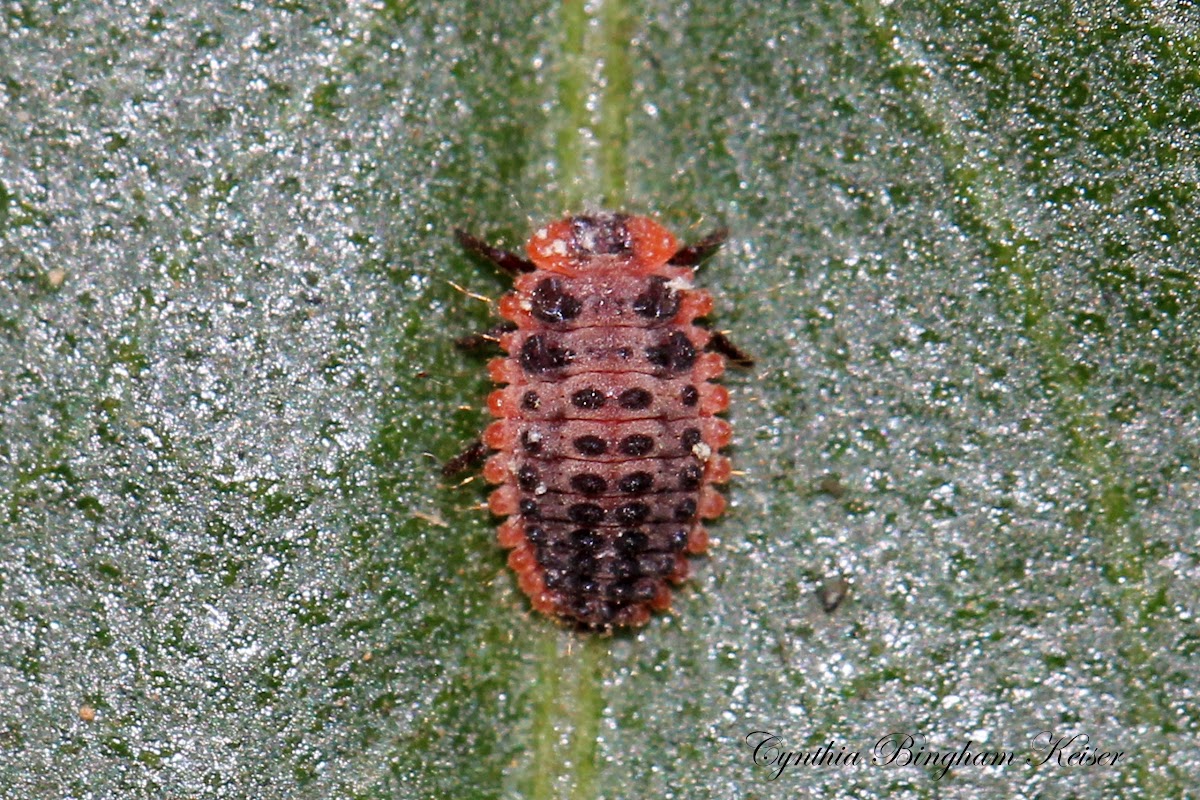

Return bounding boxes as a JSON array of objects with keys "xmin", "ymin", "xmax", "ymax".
[
  {"xmin": 665, "ymin": 276, "xmax": 694, "ymax": 292},
  {"xmin": 692, "ymin": 442, "xmax": 712, "ymax": 462},
  {"xmin": 549, "ymin": 239, "xmax": 568, "ymax": 256}
]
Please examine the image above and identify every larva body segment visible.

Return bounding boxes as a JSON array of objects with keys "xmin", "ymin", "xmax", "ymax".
[{"xmin": 480, "ymin": 214, "xmax": 733, "ymax": 628}]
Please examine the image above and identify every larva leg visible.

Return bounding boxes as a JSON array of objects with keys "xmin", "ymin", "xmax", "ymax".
[
  {"xmin": 455, "ymin": 229, "xmax": 536, "ymax": 275},
  {"xmin": 455, "ymin": 322, "xmax": 517, "ymax": 351},
  {"xmin": 668, "ymin": 227, "xmax": 728, "ymax": 267},
  {"xmin": 707, "ymin": 330, "xmax": 754, "ymax": 367},
  {"xmin": 442, "ymin": 438, "xmax": 488, "ymax": 476}
]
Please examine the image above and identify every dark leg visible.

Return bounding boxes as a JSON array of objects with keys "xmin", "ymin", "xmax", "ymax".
[
  {"xmin": 455, "ymin": 321, "xmax": 517, "ymax": 351},
  {"xmin": 708, "ymin": 330, "xmax": 755, "ymax": 367},
  {"xmin": 669, "ymin": 227, "xmax": 729, "ymax": 267},
  {"xmin": 442, "ymin": 438, "xmax": 488, "ymax": 477},
  {"xmin": 455, "ymin": 229, "xmax": 536, "ymax": 275}
]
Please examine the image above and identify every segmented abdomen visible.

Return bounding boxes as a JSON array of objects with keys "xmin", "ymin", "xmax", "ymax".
[{"xmin": 483, "ymin": 265, "xmax": 732, "ymax": 627}]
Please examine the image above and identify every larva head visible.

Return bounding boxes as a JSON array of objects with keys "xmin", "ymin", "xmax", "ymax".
[{"xmin": 527, "ymin": 213, "xmax": 679, "ymax": 276}]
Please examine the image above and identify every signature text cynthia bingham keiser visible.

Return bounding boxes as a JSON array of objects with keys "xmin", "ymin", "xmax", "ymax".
[{"xmin": 745, "ymin": 730, "xmax": 1125, "ymax": 781}]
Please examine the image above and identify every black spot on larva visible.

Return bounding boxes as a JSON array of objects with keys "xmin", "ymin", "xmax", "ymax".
[
  {"xmin": 607, "ymin": 581, "xmax": 633, "ymax": 602},
  {"xmin": 667, "ymin": 528, "xmax": 689, "ymax": 551},
  {"xmin": 520, "ymin": 334, "xmax": 571, "ymax": 373},
  {"xmin": 570, "ymin": 473, "xmax": 608, "ymax": 496},
  {"xmin": 591, "ymin": 601, "xmax": 619, "ymax": 624},
  {"xmin": 617, "ymin": 529, "xmax": 649, "ymax": 554},
  {"xmin": 543, "ymin": 570, "xmax": 575, "ymax": 590},
  {"xmin": 517, "ymin": 465, "xmax": 539, "ymax": 491},
  {"xmin": 668, "ymin": 332, "xmax": 697, "ymax": 370},
  {"xmin": 571, "ymin": 388, "xmax": 606, "ymax": 410},
  {"xmin": 612, "ymin": 553, "xmax": 640, "ymax": 579},
  {"xmin": 526, "ymin": 525, "xmax": 547, "ymax": 545},
  {"xmin": 679, "ymin": 463, "xmax": 703, "ymax": 489},
  {"xmin": 618, "ymin": 387, "xmax": 653, "ymax": 410},
  {"xmin": 519, "ymin": 499, "xmax": 541, "ymax": 519},
  {"xmin": 646, "ymin": 331, "xmax": 696, "ymax": 372},
  {"xmin": 673, "ymin": 498, "xmax": 697, "ymax": 522},
  {"xmin": 615, "ymin": 502, "xmax": 651, "ymax": 525},
  {"xmin": 619, "ymin": 434, "xmax": 655, "ymax": 456},
  {"xmin": 629, "ymin": 580, "xmax": 658, "ymax": 602},
  {"xmin": 570, "ymin": 528, "xmax": 600, "ymax": 552},
  {"xmin": 633, "ymin": 276, "xmax": 680, "ymax": 320},
  {"xmin": 615, "ymin": 346, "xmax": 632, "ymax": 360},
  {"xmin": 617, "ymin": 471, "xmax": 653, "ymax": 494},
  {"xmin": 645, "ymin": 346, "xmax": 668, "ymax": 368},
  {"xmin": 522, "ymin": 390, "xmax": 540, "ymax": 410},
  {"xmin": 521, "ymin": 430, "xmax": 543, "ymax": 455},
  {"xmin": 571, "ymin": 214, "xmax": 631, "ymax": 256},
  {"xmin": 558, "ymin": 574, "xmax": 584, "ymax": 593},
  {"xmin": 637, "ymin": 552, "xmax": 676, "ymax": 577},
  {"xmin": 682, "ymin": 427, "xmax": 702, "ymax": 449},
  {"xmin": 530, "ymin": 277, "xmax": 582, "ymax": 323},
  {"xmin": 568, "ymin": 503, "xmax": 605, "ymax": 525},
  {"xmin": 571, "ymin": 551, "xmax": 600, "ymax": 577},
  {"xmin": 681, "ymin": 385, "xmax": 699, "ymax": 407},
  {"xmin": 539, "ymin": 545, "xmax": 573, "ymax": 572},
  {"xmin": 573, "ymin": 435, "xmax": 607, "ymax": 456}
]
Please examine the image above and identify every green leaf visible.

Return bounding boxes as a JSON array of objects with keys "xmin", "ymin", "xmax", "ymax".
[{"xmin": 1, "ymin": 0, "xmax": 1196, "ymax": 798}]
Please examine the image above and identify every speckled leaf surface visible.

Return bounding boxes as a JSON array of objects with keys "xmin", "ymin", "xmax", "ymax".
[{"xmin": 1, "ymin": 1, "xmax": 1197, "ymax": 798}]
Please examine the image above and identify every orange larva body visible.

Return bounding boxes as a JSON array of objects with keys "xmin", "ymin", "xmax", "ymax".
[{"xmin": 481, "ymin": 214, "xmax": 733, "ymax": 628}]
